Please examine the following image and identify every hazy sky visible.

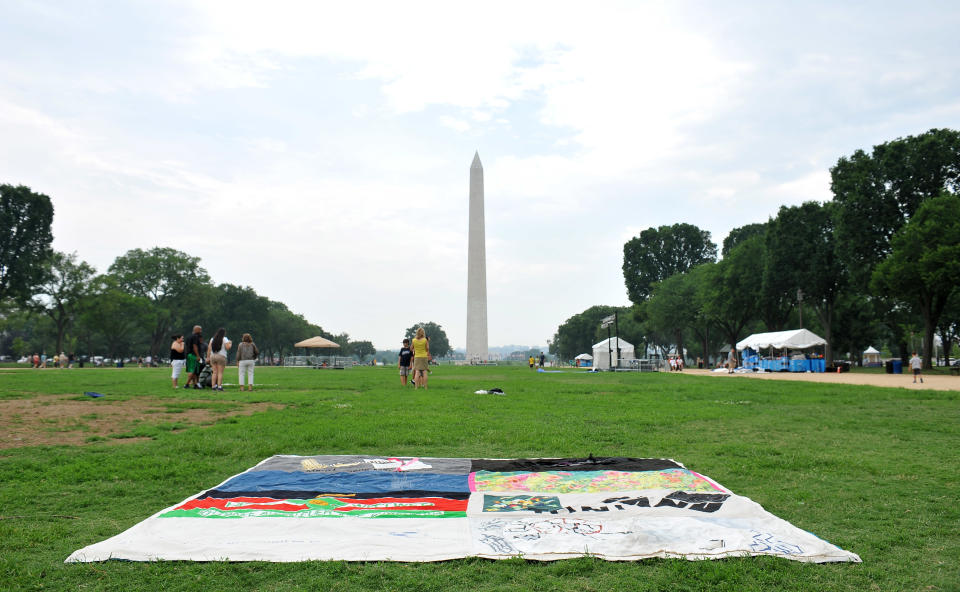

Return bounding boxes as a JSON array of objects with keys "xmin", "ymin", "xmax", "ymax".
[{"xmin": 2, "ymin": 1, "xmax": 958, "ymax": 350}]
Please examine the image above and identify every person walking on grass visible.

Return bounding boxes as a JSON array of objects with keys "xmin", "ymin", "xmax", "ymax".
[
  {"xmin": 236, "ymin": 333, "xmax": 259, "ymax": 392},
  {"xmin": 910, "ymin": 351, "xmax": 923, "ymax": 384},
  {"xmin": 398, "ymin": 338, "xmax": 414, "ymax": 387},
  {"xmin": 170, "ymin": 334, "xmax": 185, "ymax": 389},
  {"xmin": 206, "ymin": 328, "xmax": 231, "ymax": 392},
  {"xmin": 411, "ymin": 328, "xmax": 430, "ymax": 389}
]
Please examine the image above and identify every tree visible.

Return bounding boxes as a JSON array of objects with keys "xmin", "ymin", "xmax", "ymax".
[
  {"xmin": 938, "ymin": 291, "xmax": 960, "ymax": 365},
  {"xmin": 831, "ymin": 128, "xmax": 960, "ymax": 289},
  {"xmin": 108, "ymin": 247, "xmax": 211, "ymax": 356},
  {"xmin": 764, "ymin": 202, "xmax": 845, "ymax": 362},
  {"xmin": 700, "ymin": 237, "xmax": 764, "ymax": 351},
  {"xmin": 683, "ymin": 264, "xmax": 721, "ymax": 363},
  {"xmin": 871, "ymin": 194, "xmax": 960, "ymax": 368},
  {"xmin": 722, "ymin": 223, "xmax": 767, "ymax": 257},
  {"xmin": 76, "ymin": 276, "xmax": 153, "ymax": 358},
  {"xmin": 260, "ymin": 301, "xmax": 317, "ymax": 363},
  {"xmin": 0, "ymin": 184, "xmax": 54, "ymax": 302},
  {"xmin": 404, "ymin": 322, "xmax": 452, "ymax": 358},
  {"xmin": 622, "ymin": 223, "xmax": 717, "ymax": 304},
  {"xmin": 28, "ymin": 251, "xmax": 97, "ymax": 355},
  {"xmin": 351, "ymin": 340, "xmax": 376, "ymax": 360},
  {"xmin": 641, "ymin": 272, "xmax": 699, "ymax": 361},
  {"xmin": 201, "ymin": 284, "xmax": 270, "ymax": 341},
  {"xmin": 551, "ymin": 306, "xmax": 616, "ymax": 360},
  {"xmin": 550, "ymin": 305, "xmax": 644, "ymax": 360}
]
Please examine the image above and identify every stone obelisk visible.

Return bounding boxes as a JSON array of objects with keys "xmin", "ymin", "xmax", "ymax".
[{"xmin": 467, "ymin": 151, "xmax": 488, "ymax": 362}]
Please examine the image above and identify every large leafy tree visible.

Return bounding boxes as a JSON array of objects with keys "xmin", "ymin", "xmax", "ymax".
[
  {"xmin": 722, "ymin": 223, "xmax": 767, "ymax": 258},
  {"xmin": 0, "ymin": 184, "xmax": 54, "ymax": 302},
  {"xmin": 622, "ymin": 223, "xmax": 717, "ymax": 304},
  {"xmin": 261, "ymin": 301, "xmax": 323, "ymax": 363},
  {"xmin": 764, "ymin": 202, "xmax": 845, "ymax": 362},
  {"xmin": 28, "ymin": 251, "xmax": 97, "ymax": 355},
  {"xmin": 75, "ymin": 276, "xmax": 153, "ymax": 358},
  {"xmin": 701, "ymin": 237, "xmax": 764, "ymax": 351},
  {"xmin": 404, "ymin": 322, "xmax": 452, "ymax": 358},
  {"xmin": 831, "ymin": 128, "xmax": 960, "ymax": 288},
  {"xmin": 938, "ymin": 291, "xmax": 960, "ymax": 365},
  {"xmin": 871, "ymin": 194, "xmax": 960, "ymax": 368},
  {"xmin": 351, "ymin": 341, "xmax": 376, "ymax": 360},
  {"xmin": 550, "ymin": 305, "xmax": 616, "ymax": 360},
  {"xmin": 201, "ymin": 283, "xmax": 270, "ymax": 342},
  {"xmin": 108, "ymin": 247, "xmax": 211, "ymax": 356},
  {"xmin": 641, "ymin": 271, "xmax": 700, "ymax": 361}
]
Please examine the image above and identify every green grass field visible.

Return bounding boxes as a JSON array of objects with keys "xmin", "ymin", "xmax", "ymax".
[{"xmin": 0, "ymin": 366, "xmax": 957, "ymax": 591}]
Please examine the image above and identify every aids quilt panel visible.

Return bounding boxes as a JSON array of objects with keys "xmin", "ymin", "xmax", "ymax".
[{"xmin": 66, "ymin": 455, "xmax": 860, "ymax": 563}]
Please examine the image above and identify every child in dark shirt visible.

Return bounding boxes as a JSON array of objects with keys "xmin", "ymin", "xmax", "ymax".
[{"xmin": 398, "ymin": 339, "xmax": 414, "ymax": 387}]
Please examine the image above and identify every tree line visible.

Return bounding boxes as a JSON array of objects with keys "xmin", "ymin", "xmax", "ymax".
[
  {"xmin": 0, "ymin": 190, "xmax": 380, "ymax": 361},
  {"xmin": 551, "ymin": 129, "xmax": 960, "ymax": 369}
]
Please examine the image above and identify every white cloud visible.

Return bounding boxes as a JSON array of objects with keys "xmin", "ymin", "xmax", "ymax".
[
  {"xmin": 439, "ymin": 116, "xmax": 471, "ymax": 133},
  {"xmin": 773, "ymin": 170, "xmax": 832, "ymax": 205}
]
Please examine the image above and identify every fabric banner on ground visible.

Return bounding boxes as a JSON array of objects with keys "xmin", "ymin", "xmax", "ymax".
[{"xmin": 65, "ymin": 455, "xmax": 860, "ymax": 563}]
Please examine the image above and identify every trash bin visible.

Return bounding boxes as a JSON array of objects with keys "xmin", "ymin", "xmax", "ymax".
[
  {"xmin": 892, "ymin": 359, "xmax": 902, "ymax": 374},
  {"xmin": 885, "ymin": 360, "xmax": 894, "ymax": 374}
]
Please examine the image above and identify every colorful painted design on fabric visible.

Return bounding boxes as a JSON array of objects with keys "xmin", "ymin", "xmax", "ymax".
[
  {"xmin": 482, "ymin": 495, "xmax": 564, "ymax": 513},
  {"xmin": 160, "ymin": 495, "xmax": 467, "ymax": 519},
  {"xmin": 471, "ymin": 469, "xmax": 723, "ymax": 493},
  {"xmin": 300, "ymin": 457, "xmax": 432, "ymax": 472},
  {"xmin": 217, "ymin": 470, "xmax": 469, "ymax": 493}
]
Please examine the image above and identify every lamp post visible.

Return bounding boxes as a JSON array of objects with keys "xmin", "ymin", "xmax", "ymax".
[{"xmin": 601, "ymin": 314, "xmax": 616, "ymax": 371}]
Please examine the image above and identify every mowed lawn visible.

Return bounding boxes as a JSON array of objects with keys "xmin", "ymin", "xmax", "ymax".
[{"xmin": 0, "ymin": 365, "xmax": 957, "ymax": 591}]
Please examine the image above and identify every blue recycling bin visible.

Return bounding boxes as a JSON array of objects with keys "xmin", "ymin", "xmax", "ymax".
[{"xmin": 892, "ymin": 359, "xmax": 903, "ymax": 374}]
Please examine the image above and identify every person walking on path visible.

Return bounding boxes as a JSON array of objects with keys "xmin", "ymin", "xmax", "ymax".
[
  {"xmin": 236, "ymin": 333, "xmax": 259, "ymax": 392},
  {"xmin": 411, "ymin": 328, "xmax": 430, "ymax": 389},
  {"xmin": 170, "ymin": 334, "xmax": 185, "ymax": 388},
  {"xmin": 398, "ymin": 338, "xmax": 414, "ymax": 387},
  {"xmin": 206, "ymin": 328, "xmax": 231, "ymax": 391},
  {"xmin": 184, "ymin": 326, "xmax": 204, "ymax": 389},
  {"xmin": 910, "ymin": 352, "xmax": 924, "ymax": 383}
]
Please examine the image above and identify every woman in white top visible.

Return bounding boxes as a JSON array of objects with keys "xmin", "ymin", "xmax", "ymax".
[{"xmin": 206, "ymin": 327, "xmax": 232, "ymax": 391}]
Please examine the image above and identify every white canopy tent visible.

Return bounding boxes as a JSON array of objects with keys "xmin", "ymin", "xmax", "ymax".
[
  {"xmin": 592, "ymin": 337, "xmax": 635, "ymax": 370},
  {"xmin": 736, "ymin": 329, "xmax": 826, "ymax": 352},
  {"xmin": 574, "ymin": 353, "xmax": 593, "ymax": 360},
  {"xmin": 862, "ymin": 346, "xmax": 881, "ymax": 366}
]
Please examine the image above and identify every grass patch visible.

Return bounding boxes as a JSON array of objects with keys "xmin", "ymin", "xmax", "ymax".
[{"xmin": 0, "ymin": 366, "xmax": 957, "ymax": 591}]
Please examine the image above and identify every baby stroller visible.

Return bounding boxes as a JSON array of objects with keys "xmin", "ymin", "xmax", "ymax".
[{"xmin": 197, "ymin": 362, "xmax": 213, "ymax": 389}]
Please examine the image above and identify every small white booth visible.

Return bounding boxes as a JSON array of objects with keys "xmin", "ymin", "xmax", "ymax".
[
  {"xmin": 574, "ymin": 353, "xmax": 593, "ymax": 367},
  {"xmin": 592, "ymin": 337, "xmax": 635, "ymax": 370},
  {"xmin": 862, "ymin": 346, "xmax": 882, "ymax": 367}
]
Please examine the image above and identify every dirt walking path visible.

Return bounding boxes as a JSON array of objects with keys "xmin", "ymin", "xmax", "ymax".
[{"xmin": 682, "ymin": 368, "xmax": 960, "ymax": 391}]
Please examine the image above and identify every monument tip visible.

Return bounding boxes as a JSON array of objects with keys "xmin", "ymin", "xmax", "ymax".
[{"xmin": 471, "ymin": 151, "xmax": 482, "ymax": 169}]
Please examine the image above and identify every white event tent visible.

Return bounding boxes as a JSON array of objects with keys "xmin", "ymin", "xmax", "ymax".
[
  {"xmin": 592, "ymin": 337, "xmax": 635, "ymax": 370},
  {"xmin": 862, "ymin": 346, "xmax": 882, "ymax": 366},
  {"xmin": 736, "ymin": 329, "xmax": 826, "ymax": 352}
]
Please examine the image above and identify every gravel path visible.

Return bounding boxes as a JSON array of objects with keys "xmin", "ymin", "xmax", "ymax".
[{"xmin": 685, "ymin": 368, "xmax": 960, "ymax": 391}]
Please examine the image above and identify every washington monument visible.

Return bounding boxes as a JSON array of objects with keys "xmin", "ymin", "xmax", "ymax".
[{"xmin": 467, "ymin": 151, "xmax": 488, "ymax": 362}]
